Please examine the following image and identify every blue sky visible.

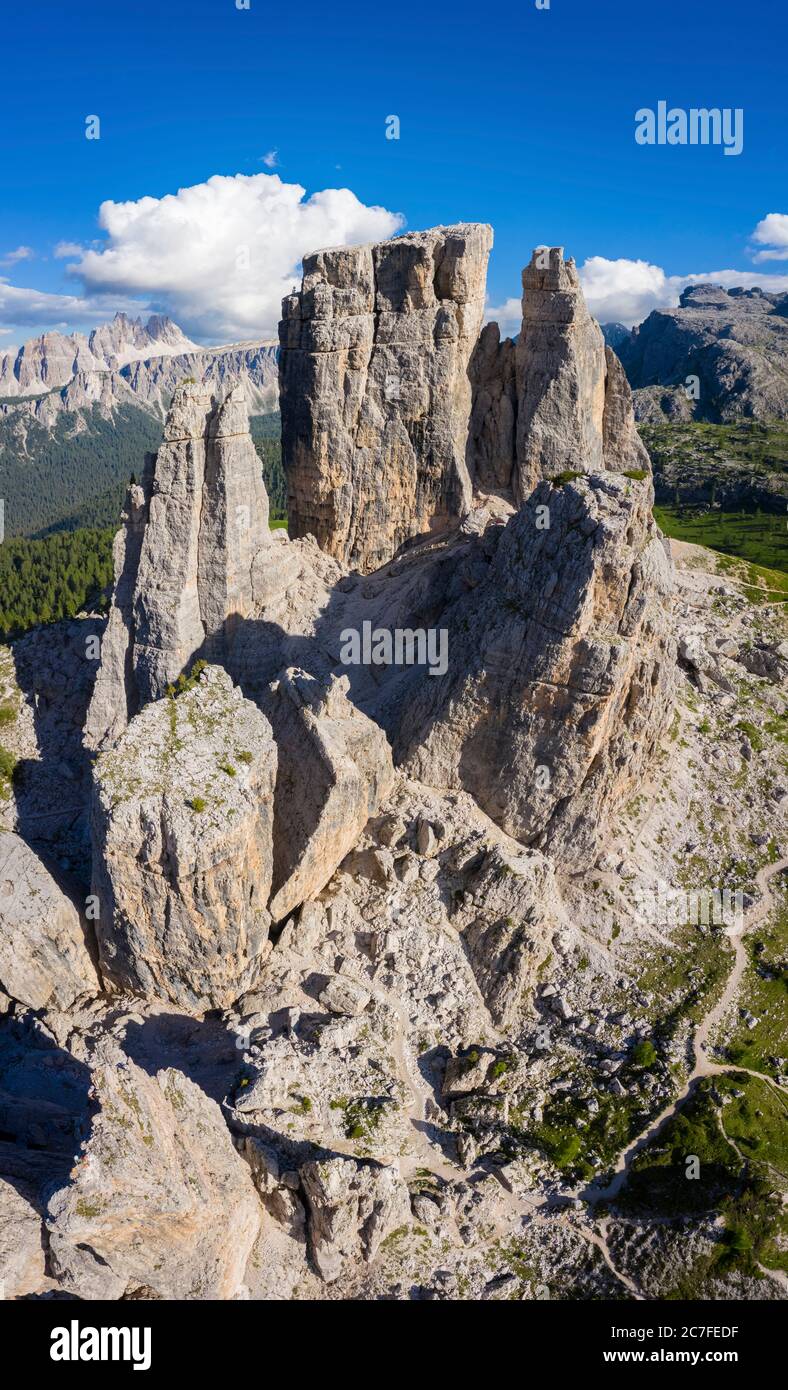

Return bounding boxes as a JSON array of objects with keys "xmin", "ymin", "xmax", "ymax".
[{"xmin": 1, "ymin": 0, "xmax": 786, "ymax": 346}]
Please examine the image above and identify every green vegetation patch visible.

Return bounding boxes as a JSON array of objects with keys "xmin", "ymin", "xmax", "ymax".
[
  {"xmin": 724, "ymin": 900, "xmax": 788, "ymax": 1080},
  {"xmin": 618, "ymin": 1073, "xmax": 788, "ymax": 1279},
  {"xmin": 0, "ymin": 527, "xmax": 115, "ymax": 640},
  {"xmin": 0, "ymin": 744, "xmax": 18, "ymax": 800},
  {"xmin": 654, "ymin": 506, "xmax": 788, "ymax": 580}
]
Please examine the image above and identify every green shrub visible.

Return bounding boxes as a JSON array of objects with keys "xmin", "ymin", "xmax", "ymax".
[
  {"xmin": 553, "ymin": 1134, "xmax": 582, "ymax": 1167},
  {"xmin": 632, "ymin": 1040, "xmax": 658, "ymax": 1068}
]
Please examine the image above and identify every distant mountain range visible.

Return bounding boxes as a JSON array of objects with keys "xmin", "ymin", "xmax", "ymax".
[
  {"xmin": 603, "ymin": 284, "xmax": 788, "ymax": 423},
  {"xmin": 0, "ymin": 313, "xmax": 280, "ymax": 538},
  {"xmin": 0, "ymin": 312, "xmax": 279, "ymax": 439}
]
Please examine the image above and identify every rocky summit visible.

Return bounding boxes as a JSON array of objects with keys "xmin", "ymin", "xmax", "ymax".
[
  {"xmin": 0, "ymin": 221, "xmax": 786, "ymax": 1307},
  {"xmin": 616, "ymin": 282, "xmax": 788, "ymax": 423}
]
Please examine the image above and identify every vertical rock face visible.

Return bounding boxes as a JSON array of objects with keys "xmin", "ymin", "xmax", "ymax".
[
  {"xmin": 467, "ymin": 247, "xmax": 649, "ymax": 498},
  {"xmin": 601, "ymin": 344, "xmax": 651, "ymax": 474},
  {"xmin": 468, "ymin": 322, "xmax": 517, "ymax": 490},
  {"xmin": 279, "ymin": 223, "xmax": 493, "ymax": 572},
  {"xmin": 513, "ymin": 247, "xmax": 607, "ymax": 498},
  {"xmin": 85, "ymin": 473, "xmax": 152, "ymax": 752},
  {"xmin": 86, "ymin": 384, "xmax": 269, "ymax": 750},
  {"xmin": 91, "ymin": 667, "xmax": 277, "ymax": 1010},
  {"xmin": 0, "ymin": 1178, "xmax": 46, "ymax": 1299},
  {"xmin": 266, "ymin": 669, "xmax": 395, "ymax": 923}
]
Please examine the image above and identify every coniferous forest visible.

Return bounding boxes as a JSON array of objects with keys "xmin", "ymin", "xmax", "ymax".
[
  {"xmin": 0, "ymin": 409, "xmax": 286, "ymax": 641},
  {"xmin": 0, "ymin": 528, "xmax": 114, "ymax": 640}
]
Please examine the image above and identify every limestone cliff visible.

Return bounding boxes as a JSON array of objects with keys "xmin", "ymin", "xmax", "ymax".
[
  {"xmin": 468, "ymin": 247, "xmax": 650, "ymax": 499},
  {"xmin": 395, "ymin": 472, "xmax": 675, "ymax": 868},
  {"xmin": 279, "ymin": 223, "xmax": 493, "ymax": 572}
]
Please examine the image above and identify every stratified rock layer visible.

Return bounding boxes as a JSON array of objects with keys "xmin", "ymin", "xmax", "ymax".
[
  {"xmin": 279, "ymin": 223, "xmax": 493, "ymax": 571},
  {"xmin": 0, "ymin": 831, "xmax": 99, "ymax": 1010},
  {"xmin": 91, "ymin": 666, "xmax": 276, "ymax": 1009}
]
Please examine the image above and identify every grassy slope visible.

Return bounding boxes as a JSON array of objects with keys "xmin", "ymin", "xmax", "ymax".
[
  {"xmin": 654, "ymin": 506, "xmax": 788, "ymax": 579},
  {"xmin": 642, "ymin": 419, "xmax": 788, "ymax": 576}
]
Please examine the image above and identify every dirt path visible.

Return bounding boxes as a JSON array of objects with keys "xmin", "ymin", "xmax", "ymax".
[{"xmin": 581, "ymin": 856, "xmax": 788, "ymax": 1211}]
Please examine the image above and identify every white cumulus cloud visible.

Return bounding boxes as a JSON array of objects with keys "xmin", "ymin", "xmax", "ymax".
[
  {"xmin": 0, "ymin": 278, "xmax": 143, "ymax": 332},
  {"xmin": 578, "ymin": 257, "xmax": 678, "ymax": 325},
  {"xmin": 579, "ymin": 257, "xmax": 788, "ymax": 325},
  {"xmin": 749, "ymin": 212, "xmax": 788, "ymax": 262},
  {"xmin": 260, "ymin": 150, "xmax": 279, "ymax": 169},
  {"xmin": 483, "ymin": 295, "xmax": 522, "ymax": 338},
  {"xmin": 484, "ymin": 253, "xmax": 788, "ymax": 334},
  {"xmin": 69, "ymin": 172, "xmax": 404, "ymax": 341}
]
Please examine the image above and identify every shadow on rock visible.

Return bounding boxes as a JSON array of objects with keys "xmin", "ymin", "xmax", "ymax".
[{"xmin": 0, "ymin": 1011, "xmax": 97, "ymax": 1217}]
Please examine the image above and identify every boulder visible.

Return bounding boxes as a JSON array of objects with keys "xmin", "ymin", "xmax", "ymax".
[
  {"xmin": 0, "ymin": 1177, "xmax": 46, "ymax": 1298},
  {"xmin": 267, "ymin": 670, "xmax": 394, "ymax": 923},
  {"xmin": 91, "ymin": 666, "xmax": 276, "ymax": 1009},
  {"xmin": 300, "ymin": 1156, "xmax": 410, "ymax": 1283},
  {"xmin": 0, "ymin": 831, "xmax": 99, "ymax": 1010},
  {"xmin": 46, "ymin": 1041, "xmax": 261, "ymax": 1300}
]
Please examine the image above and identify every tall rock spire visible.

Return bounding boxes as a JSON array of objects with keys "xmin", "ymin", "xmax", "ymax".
[
  {"xmin": 514, "ymin": 246, "xmax": 607, "ymax": 499},
  {"xmin": 86, "ymin": 383, "xmax": 270, "ymax": 750},
  {"xmin": 468, "ymin": 246, "xmax": 650, "ymax": 498},
  {"xmin": 279, "ymin": 223, "xmax": 493, "ymax": 572}
]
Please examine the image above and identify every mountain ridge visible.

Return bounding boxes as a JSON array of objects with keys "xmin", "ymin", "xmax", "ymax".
[
  {"xmin": 0, "ymin": 311, "xmax": 279, "ymax": 429},
  {"xmin": 603, "ymin": 283, "xmax": 788, "ymax": 423}
]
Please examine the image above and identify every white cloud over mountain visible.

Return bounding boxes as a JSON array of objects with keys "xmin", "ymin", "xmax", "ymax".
[
  {"xmin": 69, "ymin": 172, "xmax": 404, "ymax": 341},
  {"xmin": 486, "ymin": 238, "xmax": 788, "ymax": 334},
  {"xmin": 579, "ymin": 257, "xmax": 788, "ymax": 325},
  {"xmin": 5, "ymin": 191, "xmax": 788, "ymax": 344}
]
